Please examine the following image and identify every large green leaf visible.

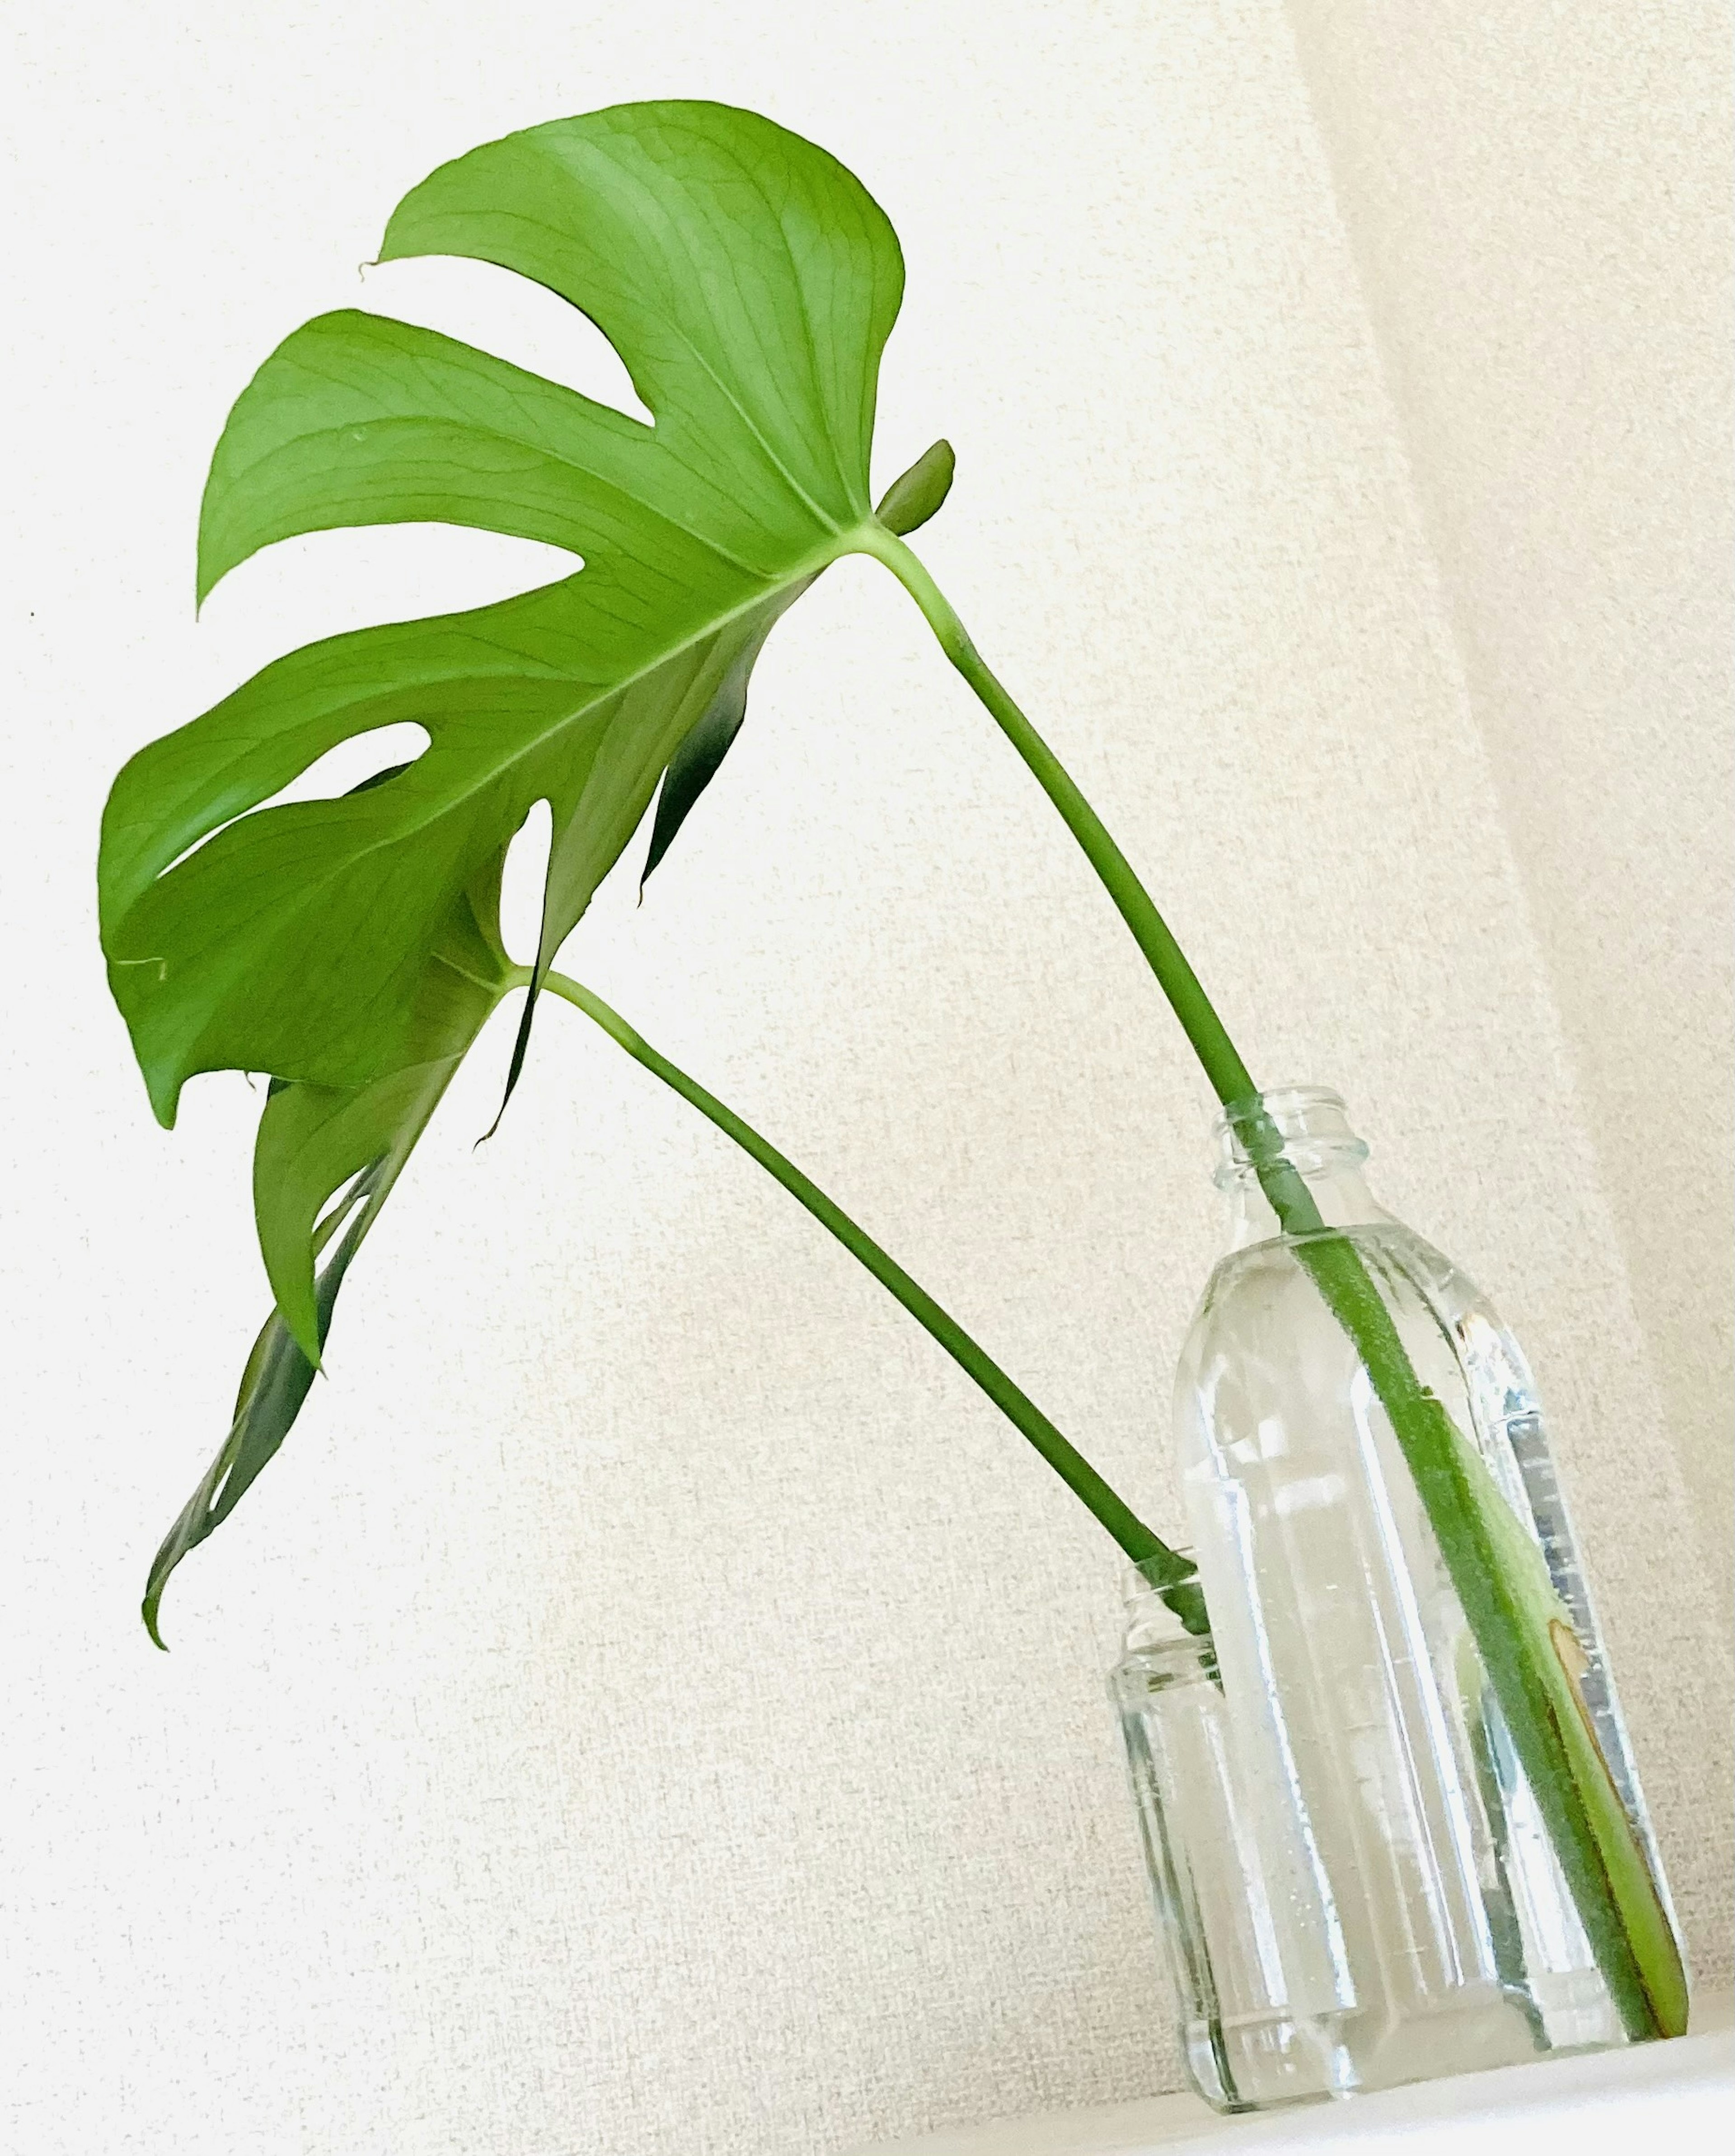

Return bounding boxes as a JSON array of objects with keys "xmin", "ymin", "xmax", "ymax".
[{"xmin": 101, "ymin": 101, "xmax": 910, "ymax": 1130}]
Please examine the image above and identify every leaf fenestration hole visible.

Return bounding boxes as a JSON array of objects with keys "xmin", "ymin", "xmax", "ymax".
[
  {"xmin": 267, "ymin": 723, "xmax": 434, "ymax": 809},
  {"xmin": 197, "ymin": 526, "xmax": 585, "ymax": 644},
  {"xmin": 499, "ymin": 797, "xmax": 553, "ymax": 968},
  {"xmin": 159, "ymin": 723, "xmax": 433, "ymax": 878},
  {"xmin": 358, "ymin": 256, "xmax": 654, "ymax": 427}
]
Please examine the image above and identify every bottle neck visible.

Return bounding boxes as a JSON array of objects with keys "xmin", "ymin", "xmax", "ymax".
[
  {"xmin": 1213, "ymin": 1086, "xmax": 1388, "ymax": 1250},
  {"xmin": 1121, "ymin": 1557, "xmax": 1205, "ymax": 1655}
]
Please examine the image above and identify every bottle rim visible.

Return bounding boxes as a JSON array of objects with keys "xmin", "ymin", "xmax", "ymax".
[
  {"xmin": 1121, "ymin": 1552, "xmax": 1200, "ymax": 1609},
  {"xmin": 1210, "ymin": 1082, "xmax": 1349, "ymax": 1140},
  {"xmin": 1210, "ymin": 1084, "xmax": 1369, "ymax": 1189}
]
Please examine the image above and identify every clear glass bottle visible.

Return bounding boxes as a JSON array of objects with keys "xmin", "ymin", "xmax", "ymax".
[{"xmin": 1123, "ymin": 1086, "xmax": 1681, "ymax": 2110}]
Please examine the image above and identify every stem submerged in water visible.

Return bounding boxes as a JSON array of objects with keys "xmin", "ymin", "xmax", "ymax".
[{"xmin": 856, "ymin": 523, "xmax": 1680, "ymax": 2042}]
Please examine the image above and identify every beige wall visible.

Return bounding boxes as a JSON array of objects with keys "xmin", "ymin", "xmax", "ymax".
[
  {"xmin": 5, "ymin": 5, "xmax": 1729, "ymax": 2154},
  {"xmin": 1286, "ymin": 0, "xmax": 1735, "ymax": 1609}
]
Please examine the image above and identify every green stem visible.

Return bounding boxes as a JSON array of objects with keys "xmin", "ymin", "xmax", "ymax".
[
  {"xmin": 851, "ymin": 525, "xmax": 1254, "ymax": 1106},
  {"xmin": 856, "ymin": 523, "xmax": 1670, "ymax": 2041},
  {"xmin": 537, "ymin": 968, "xmax": 1205, "ymax": 1629}
]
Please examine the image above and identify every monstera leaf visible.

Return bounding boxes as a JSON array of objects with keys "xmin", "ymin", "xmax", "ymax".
[{"xmin": 100, "ymin": 102, "xmax": 952, "ymax": 1635}]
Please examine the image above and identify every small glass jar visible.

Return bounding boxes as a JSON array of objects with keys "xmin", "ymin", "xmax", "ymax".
[
  {"xmin": 1112, "ymin": 1564, "xmax": 1342, "ymax": 2112},
  {"xmin": 1116, "ymin": 1086, "xmax": 1684, "ymax": 2112}
]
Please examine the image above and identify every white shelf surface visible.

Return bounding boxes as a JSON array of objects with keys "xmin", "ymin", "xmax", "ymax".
[{"xmin": 849, "ymin": 2001, "xmax": 1735, "ymax": 2156}]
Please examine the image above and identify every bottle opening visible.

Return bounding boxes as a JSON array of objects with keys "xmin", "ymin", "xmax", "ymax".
[
  {"xmin": 1123, "ymin": 1551, "xmax": 1198, "ymax": 1606},
  {"xmin": 1212, "ymin": 1084, "xmax": 1369, "ymax": 1190},
  {"xmin": 1120, "ymin": 1557, "xmax": 1214, "ymax": 1656}
]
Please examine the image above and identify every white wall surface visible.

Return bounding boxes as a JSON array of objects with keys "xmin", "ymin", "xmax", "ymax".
[
  {"xmin": 3, "ymin": 5, "xmax": 1728, "ymax": 2155},
  {"xmin": 1285, "ymin": 0, "xmax": 1735, "ymax": 1615}
]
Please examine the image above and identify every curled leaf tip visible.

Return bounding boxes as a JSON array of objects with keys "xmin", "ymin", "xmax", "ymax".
[
  {"xmin": 875, "ymin": 438, "xmax": 955, "ymax": 535},
  {"xmin": 476, "ymin": 970, "xmax": 541, "ymax": 1143}
]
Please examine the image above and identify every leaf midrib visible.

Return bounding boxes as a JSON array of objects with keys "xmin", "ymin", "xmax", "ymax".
[{"xmin": 311, "ymin": 530, "xmax": 856, "ymax": 854}]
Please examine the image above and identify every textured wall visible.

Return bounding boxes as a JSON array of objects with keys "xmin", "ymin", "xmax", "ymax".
[
  {"xmin": 1285, "ymin": 0, "xmax": 1735, "ymax": 1611},
  {"xmin": 4, "ymin": 5, "xmax": 1728, "ymax": 2155}
]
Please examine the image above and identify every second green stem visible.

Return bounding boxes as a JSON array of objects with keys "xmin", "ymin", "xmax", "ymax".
[{"xmin": 538, "ymin": 968, "xmax": 1204, "ymax": 1627}]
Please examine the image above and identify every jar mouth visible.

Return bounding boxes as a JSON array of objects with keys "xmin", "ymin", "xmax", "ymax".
[
  {"xmin": 1211, "ymin": 1083, "xmax": 1347, "ymax": 1140},
  {"xmin": 1121, "ymin": 1552, "xmax": 1196, "ymax": 1606},
  {"xmin": 1121, "ymin": 1557, "xmax": 1212, "ymax": 1645},
  {"xmin": 1211, "ymin": 1084, "xmax": 1369, "ymax": 1189}
]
